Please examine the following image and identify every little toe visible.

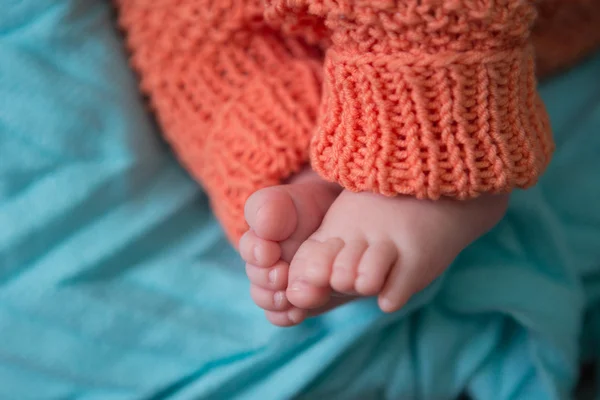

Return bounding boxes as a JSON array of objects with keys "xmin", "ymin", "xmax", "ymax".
[
  {"xmin": 330, "ymin": 240, "xmax": 368, "ymax": 294},
  {"xmin": 286, "ymin": 238, "xmax": 343, "ymax": 309},
  {"xmin": 265, "ymin": 308, "xmax": 307, "ymax": 327},
  {"xmin": 355, "ymin": 241, "xmax": 398, "ymax": 296},
  {"xmin": 250, "ymin": 285, "xmax": 290, "ymax": 312},
  {"xmin": 378, "ymin": 262, "xmax": 415, "ymax": 313},
  {"xmin": 245, "ymin": 261, "xmax": 289, "ymax": 291},
  {"xmin": 239, "ymin": 231, "xmax": 281, "ymax": 267}
]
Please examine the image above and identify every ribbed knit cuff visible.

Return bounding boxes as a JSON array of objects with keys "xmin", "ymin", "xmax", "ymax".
[{"xmin": 311, "ymin": 45, "xmax": 554, "ymax": 199}]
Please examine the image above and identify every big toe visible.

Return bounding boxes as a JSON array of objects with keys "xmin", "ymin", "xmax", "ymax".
[
  {"xmin": 245, "ymin": 172, "xmax": 341, "ymax": 262},
  {"xmin": 245, "ymin": 187, "xmax": 298, "ymax": 242},
  {"xmin": 287, "ymin": 238, "xmax": 343, "ymax": 309}
]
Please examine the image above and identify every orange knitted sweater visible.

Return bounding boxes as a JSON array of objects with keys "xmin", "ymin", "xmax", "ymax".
[{"xmin": 116, "ymin": 0, "xmax": 600, "ymax": 243}]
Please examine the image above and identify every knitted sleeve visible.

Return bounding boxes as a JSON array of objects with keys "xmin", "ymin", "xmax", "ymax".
[
  {"xmin": 116, "ymin": 0, "xmax": 323, "ymax": 243},
  {"xmin": 267, "ymin": 0, "xmax": 554, "ymax": 200}
]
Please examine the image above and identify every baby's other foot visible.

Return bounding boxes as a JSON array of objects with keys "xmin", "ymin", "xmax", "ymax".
[
  {"xmin": 287, "ymin": 190, "xmax": 508, "ymax": 312},
  {"xmin": 244, "ymin": 260, "xmax": 308, "ymax": 327},
  {"xmin": 239, "ymin": 169, "xmax": 342, "ymax": 326}
]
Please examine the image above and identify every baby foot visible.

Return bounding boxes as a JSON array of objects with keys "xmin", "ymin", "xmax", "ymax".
[
  {"xmin": 240, "ymin": 168, "xmax": 340, "ymax": 264},
  {"xmin": 239, "ymin": 169, "xmax": 342, "ymax": 326},
  {"xmin": 286, "ymin": 190, "xmax": 509, "ymax": 313}
]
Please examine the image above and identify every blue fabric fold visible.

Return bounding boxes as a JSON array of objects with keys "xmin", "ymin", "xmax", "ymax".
[{"xmin": 1, "ymin": 1, "xmax": 599, "ymax": 399}]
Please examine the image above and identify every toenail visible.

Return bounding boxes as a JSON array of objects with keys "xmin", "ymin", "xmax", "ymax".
[
  {"xmin": 380, "ymin": 298, "xmax": 393, "ymax": 312},
  {"xmin": 274, "ymin": 291, "xmax": 285, "ymax": 308},
  {"xmin": 252, "ymin": 245, "xmax": 260, "ymax": 263},
  {"xmin": 268, "ymin": 268, "xmax": 278, "ymax": 284},
  {"xmin": 288, "ymin": 308, "xmax": 304, "ymax": 324}
]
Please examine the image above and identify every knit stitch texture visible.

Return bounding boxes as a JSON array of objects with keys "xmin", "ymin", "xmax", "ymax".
[{"xmin": 116, "ymin": 0, "xmax": 600, "ymax": 242}]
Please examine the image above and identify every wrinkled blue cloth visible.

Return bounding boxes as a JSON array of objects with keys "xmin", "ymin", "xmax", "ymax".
[{"xmin": 0, "ymin": 1, "xmax": 599, "ymax": 399}]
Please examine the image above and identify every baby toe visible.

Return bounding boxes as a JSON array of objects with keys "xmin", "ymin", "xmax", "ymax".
[
  {"xmin": 250, "ymin": 285, "xmax": 290, "ymax": 312},
  {"xmin": 286, "ymin": 238, "xmax": 342, "ymax": 309},
  {"xmin": 239, "ymin": 231, "xmax": 281, "ymax": 267},
  {"xmin": 245, "ymin": 261, "xmax": 289, "ymax": 291},
  {"xmin": 265, "ymin": 308, "xmax": 307, "ymax": 327},
  {"xmin": 355, "ymin": 241, "xmax": 398, "ymax": 296},
  {"xmin": 330, "ymin": 240, "xmax": 368, "ymax": 294},
  {"xmin": 378, "ymin": 262, "xmax": 415, "ymax": 313},
  {"xmin": 245, "ymin": 188, "xmax": 297, "ymax": 242}
]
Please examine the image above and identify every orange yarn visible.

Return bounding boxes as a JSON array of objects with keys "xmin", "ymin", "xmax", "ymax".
[
  {"xmin": 268, "ymin": 0, "xmax": 553, "ymax": 199},
  {"xmin": 116, "ymin": 0, "xmax": 600, "ymax": 243},
  {"xmin": 117, "ymin": 0, "xmax": 324, "ymax": 243}
]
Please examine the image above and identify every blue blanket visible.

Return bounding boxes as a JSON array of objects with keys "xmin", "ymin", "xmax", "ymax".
[{"xmin": 1, "ymin": 1, "xmax": 599, "ymax": 399}]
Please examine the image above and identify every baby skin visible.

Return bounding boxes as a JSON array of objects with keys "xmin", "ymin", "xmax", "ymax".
[{"xmin": 239, "ymin": 169, "xmax": 508, "ymax": 327}]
